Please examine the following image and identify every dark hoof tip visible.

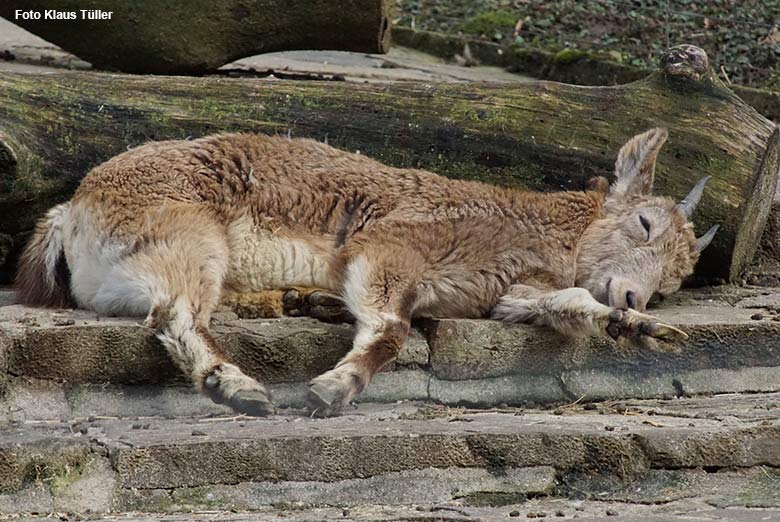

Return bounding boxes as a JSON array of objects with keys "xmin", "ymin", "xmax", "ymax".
[
  {"xmin": 306, "ymin": 382, "xmax": 344, "ymax": 418},
  {"xmin": 229, "ymin": 390, "xmax": 275, "ymax": 417}
]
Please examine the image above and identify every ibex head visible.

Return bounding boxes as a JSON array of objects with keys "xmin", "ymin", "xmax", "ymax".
[{"xmin": 576, "ymin": 128, "xmax": 719, "ymax": 311}]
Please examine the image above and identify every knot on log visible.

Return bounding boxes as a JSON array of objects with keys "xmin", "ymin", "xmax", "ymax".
[{"xmin": 660, "ymin": 45, "xmax": 709, "ymax": 81}]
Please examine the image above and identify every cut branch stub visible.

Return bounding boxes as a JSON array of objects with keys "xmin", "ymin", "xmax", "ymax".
[{"xmin": 660, "ymin": 45, "xmax": 710, "ymax": 81}]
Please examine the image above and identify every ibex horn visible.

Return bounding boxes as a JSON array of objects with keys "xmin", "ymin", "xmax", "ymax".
[
  {"xmin": 676, "ymin": 176, "xmax": 711, "ymax": 218},
  {"xmin": 695, "ymin": 224, "xmax": 719, "ymax": 252}
]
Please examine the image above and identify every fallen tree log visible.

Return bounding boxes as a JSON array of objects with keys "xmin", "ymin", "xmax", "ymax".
[
  {"xmin": 0, "ymin": 45, "xmax": 776, "ymax": 283},
  {"xmin": 0, "ymin": 0, "xmax": 392, "ymax": 74}
]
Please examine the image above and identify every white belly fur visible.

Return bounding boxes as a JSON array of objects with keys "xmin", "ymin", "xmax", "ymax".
[{"xmin": 225, "ymin": 215, "xmax": 336, "ymax": 292}]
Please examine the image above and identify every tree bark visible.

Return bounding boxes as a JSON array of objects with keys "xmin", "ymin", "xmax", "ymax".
[
  {"xmin": 0, "ymin": 0, "xmax": 392, "ymax": 74},
  {"xmin": 0, "ymin": 45, "xmax": 776, "ymax": 282}
]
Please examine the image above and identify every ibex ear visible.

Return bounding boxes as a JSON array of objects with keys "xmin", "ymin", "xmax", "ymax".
[{"xmin": 610, "ymin": 128, "xmax": 668, "ymax": 200}]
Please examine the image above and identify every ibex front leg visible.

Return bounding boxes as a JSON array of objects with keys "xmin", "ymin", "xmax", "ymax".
[{"xmin": 492, "ymin": 285, "xmax": 687, "ymax": 350}]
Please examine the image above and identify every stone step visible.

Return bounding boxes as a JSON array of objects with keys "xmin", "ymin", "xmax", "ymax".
[
  {"xmin": 10, "ymin": 502, "xmax": 780, "ymax": 522},
  {"xmin": 1, "ymin": 397, "xmax": 780, "ymax": 516},
  {"xmin": 2, "ymin": 286, "xmax": 780, "ymax": 409}
]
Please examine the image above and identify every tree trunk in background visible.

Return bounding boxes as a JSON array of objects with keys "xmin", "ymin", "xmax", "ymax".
[
  {"xmin": 0, "ymin": 45, "xmax": 776, "ymax": 282},
  {"xmin": 0, "ymin": 0, "xmax": 392, "ymax": 74}
]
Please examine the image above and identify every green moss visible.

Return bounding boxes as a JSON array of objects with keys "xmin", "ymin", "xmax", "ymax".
[
  {"xmin": 460, "ymin": 10, "xmax": 517, "ymax": 36},
  {"xmin": 48, "ymin": 460, "xmax": 86, "ymax": 494},
  {"xmin": 450, "ymin": 101, "xmax": 481, "ymax": 122},
  {"xmin": 21, "ymin": 447, "xmax": 90, "ymax": 494},
  {"xmin": 554, "ymin": 48, "xmax": 586, "ymax": 64},
  {"xmin": 172, "ymin": 486, "xmax": 230, "ymax": 510}
]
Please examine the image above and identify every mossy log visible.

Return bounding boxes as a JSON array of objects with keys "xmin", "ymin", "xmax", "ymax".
[
  {"xmin": 0, "ymin": 45, "xmax": 777, "ymax": 283},
  {"xmin": 0, "ymin": 0, "xmax": 391, "ymax": 74}
]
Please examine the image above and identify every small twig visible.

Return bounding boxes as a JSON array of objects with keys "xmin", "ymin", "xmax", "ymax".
[
  {"xmin": 720, "ymin": 65, "xmax": 732, "ymax": 84},
  {"xmin": 564, "ymin": 393, "xmax": 588, "ymax": 408},
  {"xmin": 197, "ymin": 414, "xmax": 248, "ymax": 423}
]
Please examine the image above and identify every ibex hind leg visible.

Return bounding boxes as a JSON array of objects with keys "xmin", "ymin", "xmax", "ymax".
[
  {"xmin": 93, "ymin": 204, "xmax": 274, "ymax": 416},
  {"xmin": 307, "ymin": 254, "xmax": 416, "ymax": 417}
]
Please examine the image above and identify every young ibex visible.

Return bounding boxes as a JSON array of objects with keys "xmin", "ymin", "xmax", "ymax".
[{"xmin": 17, "ymin": 128, "xmax": 717, "ymax": 417}]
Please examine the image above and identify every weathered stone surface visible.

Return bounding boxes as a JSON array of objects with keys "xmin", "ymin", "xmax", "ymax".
[
  {"xmin": 213, "ymin": 318, "xmax": 354, "ymax": 384},
  {"xmin": 707, "ymin": 469, "xmax": 780, "ymax": 508},
  {"xmin": 426, "ymin": 305, "xmax": 780, "ymax": 381},
  {"xmin": 3, "ymin": 288, "xmax": 780, "ymax": 406},
  {"xmin": 625, "ymin": 391, "xmax": 780, "ymax": 421},
  {"xmin": 0, "ymin": 483, "xmax": 53, "ymax": 514},
  {"xmin": 13, "ymin": 502, "xmax": 780, "ymax": 522},
  {"xmin": 565, "ymin": 468, "xmax": 780, "ymax": 507},
  {"xmin": 0, "ymin": 434, "xmax": 91, "ymax": 493},
  {"xmin": 428, "ymin": 374, "xmax": 567, "ymax": 406},
  {"xmin": 116, "ymin": 466, "xmax": 556, "ymax": 511},
  {"xmin": 0, "ymin": 324, "xmax": 10, "ymax": 394},
  {"xmin": 0, "ymin": 304, "xmax": 178, "ymax": 385},
  {"xmin": 51, "ymin": 455, "xmax": 116, "ymax": 513},
  {"xmin": 0, "ymin": 372, "xmax": 431, "ymax": 423},
  {"xmin": 640, "ymin": 425, "xmax": 780, "ymax": 469}
]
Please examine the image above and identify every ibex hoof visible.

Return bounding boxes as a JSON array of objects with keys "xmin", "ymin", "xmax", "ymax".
[
  {"xmin": 202, "ymin": 363, "xmax": 275, "ymax": 416},
  {"xmin": 229, "ymin": 390, "xmax": 275, "ymax": 417},
  {"xmin": 306, "ymin": 367, "xmax": 364, "ymax": 418},
  {"xmin": 306, "ymin": 382, "xmax": 346, "ymax": 418},
  {"xmin": 284, "ymin": 288, "xmax": 354, "ymax": 323},
  {"xmin": 606, "ymin": 309, "xmax": 688, "ymax": 351}
]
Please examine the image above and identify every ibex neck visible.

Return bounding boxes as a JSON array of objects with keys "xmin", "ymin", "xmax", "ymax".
[{"xmin": 505, "ymin": 186, "xmax": 607, "ymax": 238}]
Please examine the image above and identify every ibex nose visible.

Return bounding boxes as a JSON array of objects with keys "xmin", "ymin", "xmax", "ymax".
[
  {"xmin": 608, "ymin": 277, "xmax": 647, "ymax": 311},
  {"xmin": 626, "ymin": 291, "xmax": 638, "ymax": 310}
]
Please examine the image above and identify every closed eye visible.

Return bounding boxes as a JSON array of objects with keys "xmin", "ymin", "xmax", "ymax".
[{"xmin": 639, "ymin": 215, "xmax": 651, "ymax": 239}]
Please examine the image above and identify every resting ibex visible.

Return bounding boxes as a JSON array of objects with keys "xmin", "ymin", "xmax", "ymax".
[{"xmin": 17, "ymin": 128, "xmax": 717, "ymax": 417}]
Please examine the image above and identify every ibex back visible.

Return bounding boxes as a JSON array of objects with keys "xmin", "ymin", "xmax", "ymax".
[{"xmin": 16, "ymin": 128, "xmax": 718, "ymax": 416}]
